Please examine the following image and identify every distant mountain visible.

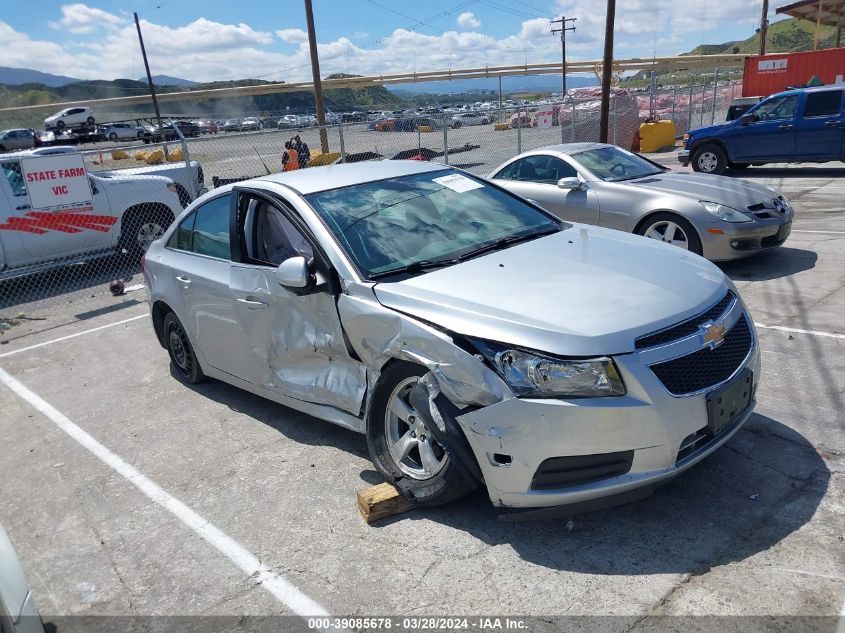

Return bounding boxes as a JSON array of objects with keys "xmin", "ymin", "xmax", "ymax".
[
  {"xmin": 139, "ymin": 75, "xmax": 198, "ymax": 87},
  {"xmin": 683, "ymin": 17, "xmax": 836, "ymax": 56},
  {"xmin": 0, "ymin": 66, "xmax": 80, "ymax": 87},
  {"xmin": 390, "ymin": 74, "xmax": 598, "ymax": 95}
]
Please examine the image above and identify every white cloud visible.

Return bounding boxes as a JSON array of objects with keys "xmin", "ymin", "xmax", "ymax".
[
  {"xmin": 276, "ymin": 28, "xmax": 308, "ymax": 44},
  {"xmin": 49, "ymin": 3, "xmax": 123, "ymax": 34},
  {"xmin": 457, "ymin": 12, "xmax": 481, "ymax": 29}
]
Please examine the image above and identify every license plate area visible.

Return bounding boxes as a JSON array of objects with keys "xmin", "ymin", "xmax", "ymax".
[{"xmin": 706, "ymin": 369, "xmax": 753, "ymax": 435}]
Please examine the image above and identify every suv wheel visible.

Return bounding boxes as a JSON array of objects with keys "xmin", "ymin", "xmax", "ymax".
[
  {"xmin": 366, "ymin": 362, "xmax": 475, "ymax": 506},
  {"xmin": 120, "ymin": 208, "xmax": 173, "ymax": 259},
  {"xmin": 691, "ymin": 144, "xmax": 727, "ymax": 174}
]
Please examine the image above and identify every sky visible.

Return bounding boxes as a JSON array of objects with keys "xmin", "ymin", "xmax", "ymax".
[{"xmin": 0, "ymin": 1, "xmax": 777, "ymax": 83}]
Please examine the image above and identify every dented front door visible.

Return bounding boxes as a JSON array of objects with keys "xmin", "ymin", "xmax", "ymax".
[{"xmin": 229, "ymin": 263, "xmax": 367, "ymax": 415}]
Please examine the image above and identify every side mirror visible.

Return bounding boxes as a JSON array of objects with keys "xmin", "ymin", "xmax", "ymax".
[
  {"xmin": 557, "ymin": 177, "xmax": 582, "ymax": 190},
  {"xmin": 274, "ymin": 256, "xmax": 311, "ymax": 290},
  {"xmin": 739, "ymin": 113, "xmax": 755, "ymax": 126}
]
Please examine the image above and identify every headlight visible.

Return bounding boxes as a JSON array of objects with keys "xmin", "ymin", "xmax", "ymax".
[
  {"xmin": 682, "ymin": 133, "xmax": 690, "ymax": 148},
  {"xmin": 700, "ymin": 201, "xmax": 751, "ymax": 223},
  {"xmin": 470, "ymin": 340, "xmax": 625, "ymax": 398}
]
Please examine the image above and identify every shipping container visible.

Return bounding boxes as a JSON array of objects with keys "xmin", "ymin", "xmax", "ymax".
[{"xmin": 742, "ymin": 47, "xmax": 845, "ymax": 97}]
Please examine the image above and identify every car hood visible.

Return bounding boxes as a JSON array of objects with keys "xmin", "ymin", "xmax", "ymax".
[
  {"xmin": 374, "ymin": 226, "xmax": 728, "ymax": 357},
  {"xmin": 628, "ymin": 171, "xmax": 782, "ymax": 209}
]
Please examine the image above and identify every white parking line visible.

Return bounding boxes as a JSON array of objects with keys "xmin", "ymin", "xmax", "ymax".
[
  {"xmin": 0, "ymin": 367, "xmax": 336, "ymax": 624},
  {"xmin": 0, "ymin": 314, "xmax": 148, "ymax": 359},
  {"xmin": 754, "ymin": 323, "xmax": 845, "ymax": 340}
]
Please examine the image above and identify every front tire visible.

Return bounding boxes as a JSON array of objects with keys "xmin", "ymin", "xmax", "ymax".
[
  {"xmin": 108, "ymin": 132, "xmax": 118, "ymax": 141},
  {"xmin": 637, "ymin": 212, "xmax": 703, "ymax": 256},
  {"xmin": 163, "ymin": 313, "xmax": 205, "ymax": 384},
  {"xmin": 366, "ymin": 362, "xmax": 474, "ymax": 506},
  {"xmin": 691, "ymin": 144, "xmax": 727, "ymax": 174},
  {"xmin": 56, "ymin": 120, "xmax": 66, "ymax": 129}
]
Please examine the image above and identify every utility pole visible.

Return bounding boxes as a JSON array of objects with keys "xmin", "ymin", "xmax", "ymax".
[
  {"xmin": 759, "ymin": 0, "xmax": 769, "ymax": 55},
  {"xmin": 134, "ymin": 12, "xmax": 164, "ymax": 134},
  {"xmin": 599, "ymin": 0, "xmax": 616, "ymax": 143},
  {"xmin": 550, "ymin": 16, "xmax": 577, "ymax": 99},
  {"xmin": 304, "ymin": 0, "xmax": 329, "ymax": 153}
]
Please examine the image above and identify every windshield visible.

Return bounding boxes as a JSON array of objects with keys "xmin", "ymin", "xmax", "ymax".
[
  {"xmin": 574, "ymin": 146, "xmax": 662, "ymax": 182},
  {"xmin": 305, "ymin": 170, "xmax": 561, "ymax": 280}
]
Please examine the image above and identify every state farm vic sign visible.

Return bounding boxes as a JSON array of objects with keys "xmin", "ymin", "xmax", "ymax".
[{"xmin": 20, "ymin": 155, "xmax": 93, "ymax": 213}]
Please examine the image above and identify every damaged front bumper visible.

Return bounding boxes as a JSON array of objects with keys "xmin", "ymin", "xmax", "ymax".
[{"xmin": 421, "ymin": 343, "xmax": 761, "ymax": 509}]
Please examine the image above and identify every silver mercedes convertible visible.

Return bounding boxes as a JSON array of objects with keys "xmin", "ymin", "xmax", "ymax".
[{"xmin": 144, "ymin": 160, "xmax": 759, "ymax": 512}]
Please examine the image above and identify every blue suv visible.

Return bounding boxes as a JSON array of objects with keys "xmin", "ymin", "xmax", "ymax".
[{"xmin": 679, "ymin": 86, "xmax": 845, "ymax": 174}]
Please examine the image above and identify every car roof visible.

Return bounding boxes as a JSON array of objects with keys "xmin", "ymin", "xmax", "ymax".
[
  {"xmin": 256, "ymin": 160, "xmax": 449, "ymax": 195},
  {"xmin": 772, "ymin": 85, "xmax": 844, "ymax": 98}
]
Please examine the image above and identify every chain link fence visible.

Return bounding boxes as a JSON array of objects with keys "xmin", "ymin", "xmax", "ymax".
[{"xmin": 1, "ymin": 77, "xmax": 743, "ymax": 327}]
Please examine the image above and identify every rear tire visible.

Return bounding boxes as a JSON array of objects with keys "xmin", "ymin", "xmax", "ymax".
[
  {"xmin": 637, "ymin": 212, "xmax": 703, "ymax": 256},
  {"xmin": 163, "ymin": 313, "xmax": 206, "ymax": 385},
  {"xmin": 86, "ymin": 116, "xmax": 95, "ymax": 125},
  {"xmin": 366, "ymin": 362, "xmax": 475, "ymax": 506},
  {"xmin": 691, "ymin": 144, "xmax": 727, "ymax": 175}
]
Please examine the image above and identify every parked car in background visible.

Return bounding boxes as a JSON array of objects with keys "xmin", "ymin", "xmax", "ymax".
[
  {"xmin": 240, "ymin": 117, "xmax": 261, "ymax": 131},
  {"xmin": 44, "ymin": 106, "xmax": 95, "ymax": 130},
  {"xmin": 680, "ymin": 85, "xmax": 845, "ymax": 174},
  {"xmin": 0, "ymin": 526, "xmax": 45, "ymax": 633},
  {"xmin": 143, "ymin": 121, "xmax": 201, "ymax": 142},
  {"xmin": 490, "ymin": 143, "xmax": 792, "ymax": 261},
  {"xmin": 195, "ymin": 120, "xmax": 219, "ymax": 134},
  {"xmin": 452, "ymin": 112, "xmax": 492, "ymax": 127},
  {"xmin": 0, "ymin": 129, "xmax": 37, "ymax": 152},
  {"xmin": 102, "ymin": 122, "xmax": 146, "ymax": 141},
  {"xmin": 221, "ymin": 119, "xmax": 242, "ymax": 132},
  {"xmin": 144, "ymin": 160, "xmax": 760, "ymax": 511}
]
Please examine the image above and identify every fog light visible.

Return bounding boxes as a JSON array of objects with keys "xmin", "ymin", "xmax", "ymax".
[{"xmin": 731, "ymin": 240, "xmax": 739, "ymax": 248}]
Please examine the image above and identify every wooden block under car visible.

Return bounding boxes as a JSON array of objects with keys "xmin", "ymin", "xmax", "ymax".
[{"xmin": 357, "ymin": 482, "xmax": 417, "ymax": 524}]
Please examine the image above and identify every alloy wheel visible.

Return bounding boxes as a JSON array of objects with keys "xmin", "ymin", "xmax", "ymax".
[
  {"xmin": 644, "ymin": 220, "xmax": 690, "ymax": 250},
  {"xmin": 384, "ymin": 377, "xmax": 448, "ymax": 480},
  {"xmin": 136, "ymin": 222, "xmax": 164, "ymax": 253},
  {"xmin": 697, "ymin": 151, "xmax": 718, "ymax": 173}
]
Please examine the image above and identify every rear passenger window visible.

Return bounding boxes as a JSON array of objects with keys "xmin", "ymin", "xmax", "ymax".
[
  {"xmin": 191, "ymin": 194, "xmax": 231, "ymax": 259},
  {"xmin": 803, "ymin": 91, "xmax": 842, "ymax": 118}
]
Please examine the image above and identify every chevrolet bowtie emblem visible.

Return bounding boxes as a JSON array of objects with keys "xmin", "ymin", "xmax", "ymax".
[{"xmin": 702, "ymin": 322, "xmax": 726, "ymax": 348}]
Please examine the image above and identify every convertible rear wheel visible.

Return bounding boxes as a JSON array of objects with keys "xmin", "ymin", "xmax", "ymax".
[
  {"xmin": 366, "ymin": 362, "xmax": 474, "ymax": 506},
  {"xmin": 638, "ymin": 212, "xmax": 703, "ymax": 256}
]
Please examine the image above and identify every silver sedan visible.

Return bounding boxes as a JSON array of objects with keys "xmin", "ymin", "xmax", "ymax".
[
  {"xmin": 144, "ymin": 161, "xmax": 759, "ymax": 512},
  {"xmin": 488, "ymin": 143, "xmax": 793, "ymax": 261}
]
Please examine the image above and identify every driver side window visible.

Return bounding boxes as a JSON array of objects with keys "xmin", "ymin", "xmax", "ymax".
[
  {"xmin": 241, "ymin": 198, "xmax": 313, "ymax": 267},
  {"xmin": 755, "ymin": 95, "xmax": 799, "ymax": 121},
  {"xmin": 497, "ymin": 155, "xmax": 578, "ymax": 184}
]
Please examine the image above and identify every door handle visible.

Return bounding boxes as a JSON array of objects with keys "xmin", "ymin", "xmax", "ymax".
[
  {"xmin": 778, "ymin": 124, "xmax": 792, "ymax": 129},
  {"xmin": 15, "ymin": 204, "xmax": 30, "ymax": 211},
  {"xmin": 176, "ymin": 275, "xmax": 191, "ymax": 285},
  {"xmin": 236, "ymin": 297, "xmax": 268, "ymax": 309}
]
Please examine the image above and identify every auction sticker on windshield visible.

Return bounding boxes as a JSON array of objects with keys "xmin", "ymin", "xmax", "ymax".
[
  {"xmin": 20, "ymin": 154, "xmax": 93, "ymax": 212},
  {"xmin": 433, "ymin": 173, "xmax": 484, "ymax": 193}
]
